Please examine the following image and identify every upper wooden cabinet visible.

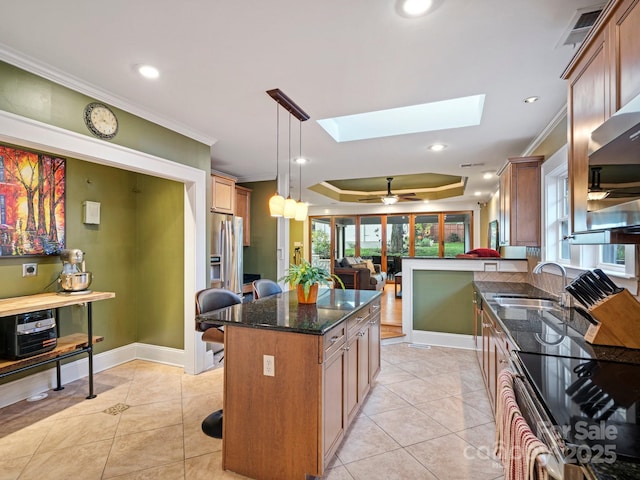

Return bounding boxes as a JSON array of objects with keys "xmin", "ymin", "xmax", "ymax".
[
  {"xmin": 563, "ymin": 0, "xmax": 640, "ymax": 233},
  {"xmin": 211, "ymin": 174, "xmax": 235, "ymax": 214},
  {"xmin": 235, "ymin": 186, "xmax": 252, "ymax": 246},
  {"xmin": 498, "ymin": 156, "xmax": 543, "ymax": 247}
]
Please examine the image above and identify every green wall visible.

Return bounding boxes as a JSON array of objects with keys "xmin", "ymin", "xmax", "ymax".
[
  {"xmin": 241, "ymin": 180, "xmax": 277, "ymax": 282},
  {"xmin": 135, "ymin": 175, "xmax": 184, "ymax": 347},
  {"xmin": 412, "ymin": 270, "xmax": 474, "ymax": 334},
  {"xmin": 0, "ymin": 60, "xmax": 209, "ymax": 383}
]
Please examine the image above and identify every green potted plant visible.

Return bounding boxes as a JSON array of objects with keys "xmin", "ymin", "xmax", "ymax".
[{"xmin": 279, "ymin": 259, "xmax": 345, "ymax": 304}]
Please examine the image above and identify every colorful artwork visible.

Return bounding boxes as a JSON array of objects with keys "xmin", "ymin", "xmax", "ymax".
[{"xmin": 0, "ymin": 144, "xmax": 65, "ymax": 257}]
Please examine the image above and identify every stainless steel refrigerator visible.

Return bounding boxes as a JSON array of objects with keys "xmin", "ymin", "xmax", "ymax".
[{"xmin": 210, "ymin": 214, "xmax": 243, "ymax": 295}]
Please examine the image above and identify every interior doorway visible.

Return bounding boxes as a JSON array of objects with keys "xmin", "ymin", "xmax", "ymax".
[{"xmin": 0, "ymin": 110, "xmax": 208, "ymax": 375}]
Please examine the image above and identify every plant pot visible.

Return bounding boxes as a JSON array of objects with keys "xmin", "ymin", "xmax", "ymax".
[{"xmin": 297, "ymin": 283, "xmax": 319, "ymax": 304}]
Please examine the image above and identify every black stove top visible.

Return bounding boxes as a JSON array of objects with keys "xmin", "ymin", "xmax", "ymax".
[{"xmin": 517, "ymin": 351, "xmax": 640, "ymax": 462}]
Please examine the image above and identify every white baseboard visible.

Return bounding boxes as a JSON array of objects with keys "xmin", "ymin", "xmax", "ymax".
[
  {"xmin": 381, "ymin": 336, "xmax": 406, "ymax": 346},
  {"xmin": 0, "ymin": 343, "xmax": 185, "ymax": 409},
  {"xmin": 133, "ymin": 343, "xmax": 184, "ymax": 367},
  {"xmin": 410, "ymin": 330, "xmax": 476, "ymax": 350}
]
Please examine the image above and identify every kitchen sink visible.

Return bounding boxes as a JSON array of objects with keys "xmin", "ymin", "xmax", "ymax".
[{"xmin": 493, "ymin": 295, "xmax": 557, "ymax": 310}]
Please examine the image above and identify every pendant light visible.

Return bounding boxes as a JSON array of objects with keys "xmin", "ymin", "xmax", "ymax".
[
  {"xmin": 265, "ymin": 89, "xmax": 310, "ymax": 218},
  {"xmin": 283, "ymin": 114, "xmax": 298, "ymax": 219},
  {"xmin": 295, "ymin": 119, "xmax": 308, "ymax": 221},
  {"xmin": 268, "ymin": 102, "xmax": 284, "ymax": 217}
]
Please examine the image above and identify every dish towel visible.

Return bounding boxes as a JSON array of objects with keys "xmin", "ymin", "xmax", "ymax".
[{"xmin": 495, "ymin": 369, "xmax": 550, "ymax": 480}]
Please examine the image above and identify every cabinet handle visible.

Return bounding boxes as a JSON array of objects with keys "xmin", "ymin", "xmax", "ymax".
[
  {"xmin": 343, "ymin": 346, "xmax": 350, "ymax": 351},
  {"xmin": 329, "ymin": 335, "xmax": 340, "ymax": 345},
  {"xmin": 371, "ymin": 304, "xmax": 380, "ymax": 310},
  {"xmin": 563, "ymin": 235, "xmax": 575, "ymax": 240},
  {"xmin": 499, "ymin": 359, "xmax": 509, "ymax": 365}
]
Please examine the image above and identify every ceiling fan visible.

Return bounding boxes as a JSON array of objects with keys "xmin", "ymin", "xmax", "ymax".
[{"xmin": 359, "ymin": 177, "xmax": 420, "ymax": 204}]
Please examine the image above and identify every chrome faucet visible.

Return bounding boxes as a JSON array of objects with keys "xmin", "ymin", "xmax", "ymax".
[{"xmin": 532, "ymin": 261, "xmax": 570, "ymax": 307}]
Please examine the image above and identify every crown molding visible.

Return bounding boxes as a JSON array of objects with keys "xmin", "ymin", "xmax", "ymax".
[
  {"xmin": 521, "ymin": 104, "xmax": 567, "ymax": 157},
  {"xmin": 0, "ymin": 43, "xmax": 218, "ymax": 146}
]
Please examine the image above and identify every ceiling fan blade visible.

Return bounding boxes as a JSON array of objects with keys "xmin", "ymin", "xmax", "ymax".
[
  {"xmin": 397, "ymin": 192, "xmax": 416, "ymax": 198},
  {"xmin": 399, "ymin": 196, "xmax": 422, "ymax": 202}
]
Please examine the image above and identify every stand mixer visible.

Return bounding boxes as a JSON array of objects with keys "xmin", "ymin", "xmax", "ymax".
[{"xmin": 58, "ymin": 249, "xmax": 93, "ymax": 293}]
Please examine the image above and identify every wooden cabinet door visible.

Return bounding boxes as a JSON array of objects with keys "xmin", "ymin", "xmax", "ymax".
[
  {"xmin": 235, "ymin": 186, "xmax": 251, "ymax": 246},
  {"xmin": 566, "ymin": 30, "xmax": 610, "ymax": 234},
  {"xmin": 368, "ymin": 312, "xmax": 381, "ymax": 382},
  {"xmin": 357, "ymin": 325, "xmax": 370, "ymax": 402},
  {"xmin": 510, "ymin": 159, "xmax": 542, "ymax": 246},
  {"xmin": 345, "ymin": 334, "xmax": 359, "ymax": 423},
  {"xmin": 499, "ymin": 165, "xmax": 511, "ymax": 246},
  {"xmin": 610, "ymin": 0, "xmax": 640, "ymax": 109},
  {"xmin": 323, "ymin": 347, "xmax": 346, "ymax": 462},
  {"xmin": 481, "ymin": 315, "xmax": 492, "ymax": 406},
  {"xmin": 473, "ymin": 290, "xmax": 483, "ymax": 365},
  {"xmin": 498, "ymin": 157, "xmax": 542, "ymax": 246},
  {"xmin": 211, "ymin": 175, "xmax": 235, "ymax": 214}
]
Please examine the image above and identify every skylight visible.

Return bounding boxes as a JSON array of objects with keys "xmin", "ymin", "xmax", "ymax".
[{"xmin": 317, "ymin": 94, "xmax": 485, "ymax": 142}]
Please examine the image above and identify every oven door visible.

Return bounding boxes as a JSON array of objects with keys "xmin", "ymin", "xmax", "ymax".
[{"xmin": 511, "ymin": 352, "xmax": 588, "ymax": 480}]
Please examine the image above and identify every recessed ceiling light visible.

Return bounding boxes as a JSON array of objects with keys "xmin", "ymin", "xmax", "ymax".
[
  {"xmin": 428, "ymin": 144, "xmax": 447, "ymax": 152},
  {"xmin": 137, "ymin": 64, "xmax": 160, "ymax": 79},
  {"xmin": 400, "ymin": 0, "xmax": 433, "ymax": 17},
  {"xmin": 523, "ymin": 96, "xmax": 539, "ymax": 104},
  {"xmin": 483, "ymin": 172, "xmax": 493, "ymax": 179},
  {"xmin": 294, "ymin": 157, "xmax": 308, "ymax": 164},
  {"xmin": 317, "ymin": 94, "xmax": 485, "ymax": 143},
  {"xmin": 474, "ymin": 191, "xmax": 482, "ymax": 196}
]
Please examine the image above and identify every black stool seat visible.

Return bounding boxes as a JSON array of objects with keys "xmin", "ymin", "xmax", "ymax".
[{"xmin": 201, "ymin": 409, "xmax": 223, "ymax": 439}]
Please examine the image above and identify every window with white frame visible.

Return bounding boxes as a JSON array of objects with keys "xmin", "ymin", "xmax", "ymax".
[
  {"xmin": 543, "ymin": 145, "xmax": 573, "ymax": 266},
  {"xmin": 543, "ymin": 145, "xmax": 636, "ymax": 278}
]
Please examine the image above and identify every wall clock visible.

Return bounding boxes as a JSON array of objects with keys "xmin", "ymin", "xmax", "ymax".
[{"xmin": 83, "ymin": 102, "xmax": 118, "ymax": 140}]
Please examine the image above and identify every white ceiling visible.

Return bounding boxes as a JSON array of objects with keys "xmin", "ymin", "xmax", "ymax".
[{"xmin": 0, "ymin": 0, "xmax": 600, "ymax": 207}]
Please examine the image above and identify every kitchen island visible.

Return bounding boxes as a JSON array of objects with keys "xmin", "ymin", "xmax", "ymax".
[{"xmin": 196, "ymin": 288, "xmax": 382, "ymax": 480}]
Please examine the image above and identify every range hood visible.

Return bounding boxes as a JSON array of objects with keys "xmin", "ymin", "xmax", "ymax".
[{"xmin": 570, "ymin": 92, "xmax": 640, "ymax": 244}]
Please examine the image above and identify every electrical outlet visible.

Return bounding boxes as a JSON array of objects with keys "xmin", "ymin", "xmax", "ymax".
[
  {"xmin": 263, "ymin": 354, "xmax": 275, "ymax": 377},
  {"xmin": 22, "ymin": 263, "xmax": 37, "ymax": 277}
]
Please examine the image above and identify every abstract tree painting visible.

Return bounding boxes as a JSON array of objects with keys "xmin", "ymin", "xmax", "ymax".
[{"xmin": 0, "ymin": 144, "xmax": 65, "ymax": 256}]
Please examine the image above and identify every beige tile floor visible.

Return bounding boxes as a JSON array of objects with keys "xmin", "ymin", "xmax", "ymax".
[{"xmin": 0, "ymin": 344, "xmax": 504, "ymax": 480}]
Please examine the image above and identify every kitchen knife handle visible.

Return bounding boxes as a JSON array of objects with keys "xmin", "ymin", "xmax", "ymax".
[{"xmin": 593, "ymin": 268, "xmax": 624, "ymax": 294}]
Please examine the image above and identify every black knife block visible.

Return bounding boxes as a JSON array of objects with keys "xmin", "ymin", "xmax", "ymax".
[{"xmin": 584, "ymin": 289, "xmax": 640, "ymax": 349}]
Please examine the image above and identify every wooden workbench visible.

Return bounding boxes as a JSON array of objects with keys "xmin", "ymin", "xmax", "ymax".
[{"xmin": 0, "ymin": 291, "xmax": 115, "ymax": 398}]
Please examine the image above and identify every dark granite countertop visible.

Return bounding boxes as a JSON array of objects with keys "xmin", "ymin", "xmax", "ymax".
[
  {"xmin": 474, "ymin": 281, "xmax": 640, "ymax": 364},
  {"xmin": 196, "ymin": 288, "xmax": 381, "ymax": 335},
  {"xmin": 474, "ymin": 281, "xmax": 640, "ymax": 478}
]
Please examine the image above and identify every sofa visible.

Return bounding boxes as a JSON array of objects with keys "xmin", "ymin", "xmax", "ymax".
[{"xmin": 334, "ymin": 257, "xmax": 387, "ymax": 290}]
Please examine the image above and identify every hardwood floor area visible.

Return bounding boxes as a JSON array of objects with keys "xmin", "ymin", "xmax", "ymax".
[{"xmin": 380, "ymin": 283, "xmax": 404, "ymax": 340}]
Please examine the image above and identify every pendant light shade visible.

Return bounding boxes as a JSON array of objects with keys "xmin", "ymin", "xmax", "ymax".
[
  {"xmin": 283, "ymin": 197, "xmax": 297, "ymax": 218},
  {"xmin": 294, "ymin": 201, "xmax": 308, "ymax": 221},
  {"xmin": 269, "ymin": 193, "xmax": 285, "ymax": 217}
]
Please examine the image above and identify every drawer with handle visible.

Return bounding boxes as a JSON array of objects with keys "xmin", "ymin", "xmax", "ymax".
[{"xmin": 322, "ymin": 324, "xmax": 346, "ymax": 361}]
